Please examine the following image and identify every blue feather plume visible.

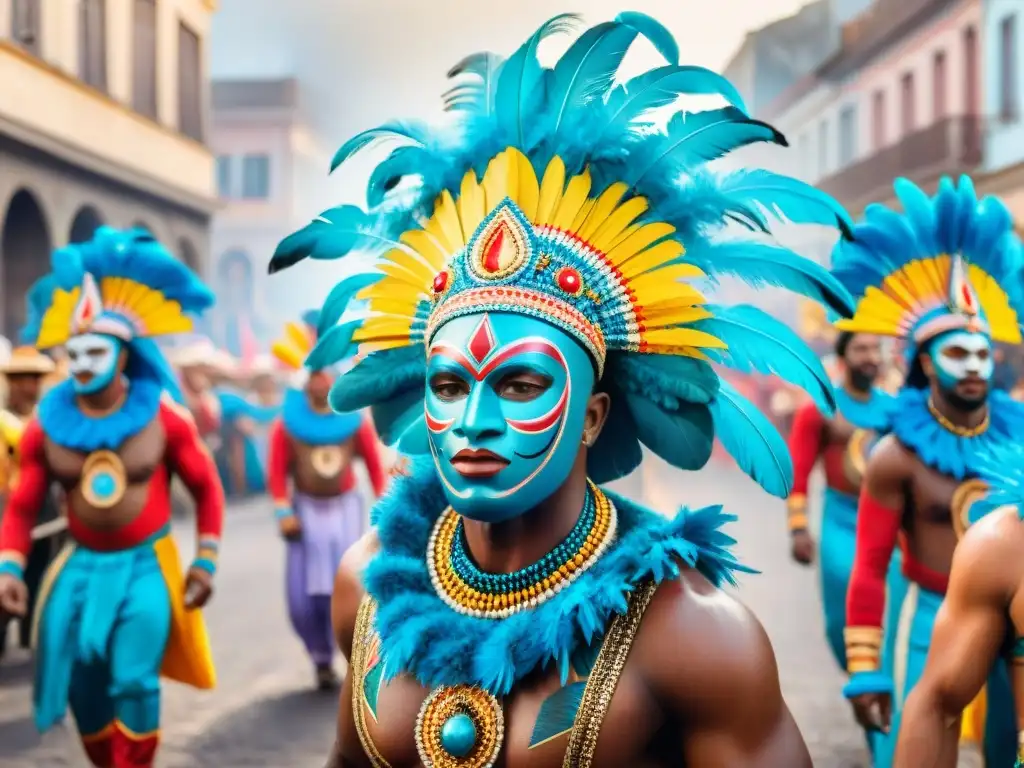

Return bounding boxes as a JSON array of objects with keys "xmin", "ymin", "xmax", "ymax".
[
  {"xmin": 695, "ymin": 304, "xmax": 836, "ymax": 415},
  {"xmin": 444, "ymin": 52, "xmax": 505, "ymax": 114}
]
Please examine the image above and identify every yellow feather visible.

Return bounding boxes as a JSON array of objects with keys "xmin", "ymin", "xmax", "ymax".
[
  {"xmin": 433, "ymin": 189, "xmax": 466, "ymax": 253},
  {"xmin": 270, "ymin": 340, "xmax": 303, "ymax": 371},
  {"xmin": 605, "ymin": 222, "xmax": 677, "ymax": 266},
  {"xmin": 570, "ymin": 198, "xmax": 597, "ymax": 233},
  {"xmin": 458, "ymin": 171, "xmax": 487, "ymax": 241},
  {"xmin": 510, "ymin": 148, "xmax": 539, "ymax": 223},
  {"xmin": 400, "ymin": 229, "xmax": 448, "ymax": 271},
  {"xmin": 639, "ymin": 305, "xmax": 711, "ymax": 326},
  {"xmin": 642, "ymin": 345, "xmax": 711, "ymax": 360},
  {"xmin": 482, "ymin": 151, "xmax": 511, "ymax": 213},
  {"xmin": 589, "ymin": 197, "xmax": 649, "ymax": 253},
  {"xmin": 642, "ymin": 327, "xmax": 726, "ymax": 349},
  {"xmin": 577, "ymin": 183, "xmax": 628, "ymax": 241},
  {"xmin": 354, "ymin": 317, "xmax": 414, "ymax": 340},
  {"xmin": 381, "ymin": 248, "xmax": 434, "ymax": 284},
  {"xmin": 286, "ymin": 322, "xmax": 312, "ymax": 353},
  {"xmin": 631, "ymin": 264, "xmax": 705, "ymax": 296},
  {"xmin": 550, "ymin": 169, "xmax": 592, "ymax": 231},
  {"xmin": 617, "ymin": 241, "xmax": 689, "ymax": 280},
  {"xmin": 357, "ymin": 338, "xmax": 411, "ymax": 357},
  {"xmin": 360, "ymin": 279, "xmax": 422, "ymax": 304},
  {"xmin": 368, "ymin": 297, "xmax": 420, "ymax": 316},
  {"xmin": 536, "ymin": 156, "xmax": 566, "ymax": 227},
  {"xmin": 379, "ymin": 262, "xmax": 429, "ymax": 290}
]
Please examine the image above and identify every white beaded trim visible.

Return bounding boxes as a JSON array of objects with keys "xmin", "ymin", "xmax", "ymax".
[{"xmin": 425, "ymin": 496, "xmax": 619, "ymax": 620}]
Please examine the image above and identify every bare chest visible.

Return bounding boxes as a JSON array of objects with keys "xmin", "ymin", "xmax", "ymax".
[
  {"xmin": 822, "ymin": 412, "xmax": 856, "ymax": 446},
  {"xmin": 290, "ymin": 435, "xmax": 355, "ymax": 496},
  {"xmin": 44, "ymin": 419, "xmax": 166, "ymax": 529},
  {"xmin": 906, "ymin": 459, "xmax": 960, "ymax": 526}
]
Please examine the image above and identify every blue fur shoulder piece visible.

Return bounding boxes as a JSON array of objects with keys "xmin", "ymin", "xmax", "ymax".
[
  {"xmin": 364, "ymin": 460, "xmax": 753, "ymax": 695},
  {"xmin": 834, "ymin": 386, "xmax": 896, "ymax": 432},
  {"xmin": 968, "ymin": 442, "xmax": 1024, "ymax": 520},
  {"xmin": 281, "ymin": 387, "xmax": 361, "ymax": 445},
  {"xmin": 38, "ymin": 378, "xmax": 163, "ymax": 452},
  {"xmin": 891, "ymin": 387, "xmax": 1024, "ymax": 480}
]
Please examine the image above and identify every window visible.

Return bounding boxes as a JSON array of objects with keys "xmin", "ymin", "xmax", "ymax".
[
  {"xmin": 178, "ymin": 21, "xmax": 203, "ymax": 141},
  {"xmin": 11, "ymin": 0, "xmax": 41, "ymax": 55},
  {"xmin": 241, "ymin": 155, "xmax": 270, "ymax": 199},
  {"xmin": 817, "ymin": 119, "xmax": 829, "ymax": 176},
  {"xmin": 216, "ymin": 156, "xmax": 233, "ymax": 198},
  {"xmin": 872, "ymin": 89, "xmax": 887, "ymax": 150},
  {"xmin": 1000, "ymin": 14, "xmax": 1019, "ymax": 121},
  {"xmin": 838, "ymin": 105, "xmax": 857, "ymax": 166},
  {"xmin": 932, "ymin": 50, "xmax": 947, "ymax": 120},
  {"xmin": 78, "ymin": 0, "xmax": 107, "ymax": 91},
  {"xmin": 131, "ymin": 0, "xmax": 158, "ymax": 119},
  {"xmin": 964, "ymin": 25, "xmax": 979, "ymax": 116},
  {"xmin": 900, "ymin": 72, "xmax": 916, "ymax": 134}
]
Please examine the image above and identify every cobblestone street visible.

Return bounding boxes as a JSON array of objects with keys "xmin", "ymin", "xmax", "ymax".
[{"xmin": 0, "ymin": 462, "xmax": 866, "ymax": 767}]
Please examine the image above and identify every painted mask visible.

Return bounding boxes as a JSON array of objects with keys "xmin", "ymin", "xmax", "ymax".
[
  {"xmin": 425, "ymin": 311, "xmax": 595, "ymax": 522},
  {"xmin": 65, "ymin": 332, "xmax": 122, "ymax": 394},
  {"xmin": 929, "ymin": 330, "xmax": 993, "ymax": 390}
]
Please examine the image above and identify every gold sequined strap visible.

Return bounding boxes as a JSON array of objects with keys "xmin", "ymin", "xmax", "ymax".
[
  {"xmin": 351, "ymin": 595, "xmax": 392, "ymax": 768},
  {"xmin": 562, "ymin": 579, "xmax": 660, "ymax": 768}
]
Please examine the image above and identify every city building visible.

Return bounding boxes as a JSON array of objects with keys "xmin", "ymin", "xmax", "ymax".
[
  {"xmin": 207, "ymin": 77, "xmax": 331, "ymax": 352},
  {"xmin": 979, "ymin": 0, "xmax": 1024, "ymax": 225},
  {"xmin": 815, "ymin": 0, "xmax": 983, "ymax": 215},
  {"xmin": 0, "ymin": 0, "xmax": 218, "ymax": 337}
]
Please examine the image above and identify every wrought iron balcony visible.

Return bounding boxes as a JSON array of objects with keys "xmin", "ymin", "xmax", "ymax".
[{"xmin": 818, "ymin": 115, "xmax": 982, "ymax": 213}]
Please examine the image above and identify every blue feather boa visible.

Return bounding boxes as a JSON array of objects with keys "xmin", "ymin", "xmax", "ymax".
[
  {"xmin": 834, "ymin": 386, "xmax": 895, "ymax": 432},
  {"xmin": 891, "ymin": 388, "xmax": 1024, "ymax": 480},
  {"xmin": 38, "ymin": 378, "xmax": 162, "ymax": 452},
  {"xmin": 282, "ymin": 388, "xmax": 361, "ymax": 445},
  {"xmin": 365, "ymin": 460, "xmax": 753, "ymax": 695}
]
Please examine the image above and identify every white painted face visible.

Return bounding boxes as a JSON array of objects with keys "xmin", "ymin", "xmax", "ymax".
[
  {"xmin": 932, "ymin": 331, "xmax": 994, "ymax": 385},
  {"xmin": 65, "ymin": 333, "xmax": 122, "ymax": 394}
]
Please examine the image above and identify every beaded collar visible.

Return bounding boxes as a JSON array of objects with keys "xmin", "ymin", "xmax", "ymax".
[
  {"xmin": 891, "ymin": 387, "xmax": 1024, "ymax": 480},
  {"xmin": 363, "ymin": 459, "xmax": 750, "ymax": 695}
]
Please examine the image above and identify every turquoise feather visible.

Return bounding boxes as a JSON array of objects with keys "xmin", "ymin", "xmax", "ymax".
[
  {"xmin": 306, "ymin": 320, "xmax": 359, "ymax": 371},
  {"xmin": 625, "ymin": 394, "xmax": 714, "ymax": 470},
  {"xmin": 716, "ymin": 169, "xmax": 853, "ymax": 239},
  {"xmin": 695, "ymin": 304, "xmax": 836, "ymax": 415},
  {"xmin": 318, "ymin": 274, "xmax": 383, "ymax": 336},
  {"xmin": 708, "ymin": 380, "xmax": 792, "ymax": 498},
  {"xmin": 529, "ymin": 681, "xmax": 586, "ymax": 747},
  {"xmin": 329, "ymin": 119, "xmax": 430, "ymax": 173},
  {"xmin": 614, "ymin": 11, "xmax": 679, "ymax": 65},
  {"xmin": 587, "ymin": 379, "xmax": 643, "ymax": 483},
  {"xmin": 370, "ymin": 386, "xmax": 425, "ymax": 445},
  {"xmin": 397, "ymin": 415, "xmax": 430, "ymax": 455},
  {"xmin": 444, "ymin": 52, "xmax": 504, "ymax": 114}
]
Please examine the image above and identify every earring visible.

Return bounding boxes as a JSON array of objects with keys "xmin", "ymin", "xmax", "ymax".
[{"xmin": 581, "ymin": 434, "xmax": 591, "ymax": 447}]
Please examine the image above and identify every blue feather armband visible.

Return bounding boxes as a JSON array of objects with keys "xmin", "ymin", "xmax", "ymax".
[
  {"xmin": 190, "ymin": 557, "xmax": 217, "ymax": 576},
  {"xmin": 842, "ymin": 670, "xmax": 893, "ymax": 699},
  {"xmin": 0, "ymin": 559, "xmax": 24, "ymax": 580},
  {"xmin": 274, "ymin": 506, "xmax": 293, "ymax": 520}
]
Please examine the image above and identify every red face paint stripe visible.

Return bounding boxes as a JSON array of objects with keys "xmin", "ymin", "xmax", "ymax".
[{"xmin": 429, "ymin": 339, "xmax": 564, "ymax": 382}]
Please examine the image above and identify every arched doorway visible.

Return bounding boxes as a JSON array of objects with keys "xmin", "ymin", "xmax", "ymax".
[
  {"xmin": 179, "ymin": 237, "xmax": 200, "ymax": 273},
  {"xmin": 216, "ymin": 249, "xmax": 256, "ymax": 357},
  {"xmin": 1, "ymin": 189, "xmax": 52, "ymax": 338},
  {"xmin": 69, "ymin": 204, "xmax": 104, "ymax": 244}
]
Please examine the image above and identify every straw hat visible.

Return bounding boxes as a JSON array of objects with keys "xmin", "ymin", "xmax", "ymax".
[
  {"xmin": 166, "ymin": 338, "xmax": 217, "ymax": 369},
  {"xmin": 0, "ymin": 345, "xmax": 56, "ymax": 376}
]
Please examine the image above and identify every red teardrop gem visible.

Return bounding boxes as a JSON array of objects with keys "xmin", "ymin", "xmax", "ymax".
[{"xmin": 433, "ymin": 271, "xmax": 449, "ymax": 294}]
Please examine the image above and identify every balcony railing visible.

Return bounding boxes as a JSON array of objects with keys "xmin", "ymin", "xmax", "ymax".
[{"xmin": 818, "ymin": 116, "xmax": 982, "ymax": 212}]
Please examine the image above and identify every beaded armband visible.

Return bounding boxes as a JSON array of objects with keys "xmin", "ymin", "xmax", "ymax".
[
  {"xmin": 844, "ymin": 626, "xmax": 882, "ymax": 673},
  {"xmin": 786, "ymin": 494, "xmax": 808, "ymax": 532},
  {"xmin": 0, "ymin": 550, "xmax": 26, "ymax": 580},
  {"xmin": 191, "ymin": 537, "xmax": 219, "ymax": 576}
]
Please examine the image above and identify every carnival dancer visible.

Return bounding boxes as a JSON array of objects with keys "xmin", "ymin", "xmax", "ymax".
[
  {"xmin": 786, "ymin": 331, "xmax": 896, "ymax": 665},
  {"xmin": 0, "ymin": 227, "xmax": 224, "ymax": 768},
  {"xmin": 0, "ymin": 344, "xmax": 57, "ymax": 657},
  {"xmin": 269, "ymin": 12, "xmax": 858, "ymax": 765},
  {"xmin": 267, "ymin": 318, "xmax": 387, "ymax": 689},
  {"xmin": 835, "ymin": 177, "xmax": 1024, "ymax": 768},
  {"xmin": 171, "ymin": 337, "xmax": 224, "ymax": 452},
  {"xmin": 890, "ymin": 442, "xmax": 1024, "ymax": 767}
]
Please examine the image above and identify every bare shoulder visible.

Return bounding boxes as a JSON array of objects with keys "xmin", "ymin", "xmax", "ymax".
[
  {"xmin": 331, "ymin": 528, "xmax": 381, "ymax": 660},
  {"xmin": 950, "ymin": 508, "xmax": 1024, "ymax": 602},
  {"xmin": 633, "ymin": 570, "xmax": 780, "ymax": 714},
  {"xmin": 863, "ymin": 434, "xmax": 914, "ymax": 498}
]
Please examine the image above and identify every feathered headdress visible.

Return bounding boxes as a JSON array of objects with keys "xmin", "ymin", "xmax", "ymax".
[
  {"xmin": 270, "ymin": 320, "xmax": 316, "ymax": 371},
  {"xmin": 831, "ymin": 176, "xmax": 1024, "ymax": 383},
  {"xmin": 22, "ymin": 226, "xmax": 214, "ymax": 397},
  {"xmin": 268, "ymin": 12, "xmax": 855, "ymax": 497}
]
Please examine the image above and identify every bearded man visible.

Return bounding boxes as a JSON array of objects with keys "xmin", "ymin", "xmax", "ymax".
[
  {"xmin": 833, "ymin": 176, "xmax": 1024, "ymax": 768},
  {"xmin": 268, "ymin": 11, "xmax": 860, "ymax": 766}
]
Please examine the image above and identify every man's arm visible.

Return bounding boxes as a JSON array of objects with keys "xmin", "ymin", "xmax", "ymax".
[
  {"xmin": 326, "ymin": 531, "xmax": 379, "ymax": 768},
  {"xmin": 354, "ymin": 420, "xmax": 388, "ymax": 498},
  {"xmin": 785, "ymin": 401, "xmax": 824, "ymax": 531},
  {"xmin": 266, "ymin": 420, "xmax": 294, "ymax": 519},
  {"xmin": 638, "ymin": 572, "xmax": 812, "ymax": 767},
  {"xmin": 893, "ymin": 509, "xmax": 1017, "ymax": 768},
  {"xmin": 845, "ymin": 436, "xmax": 909, "ymax": 691}
]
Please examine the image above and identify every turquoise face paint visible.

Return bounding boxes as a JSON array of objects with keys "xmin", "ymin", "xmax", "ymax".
[
  {"xmin": 929, "ymin": 330, "xmax": 993, "ymax": 391},
  {"xmin": 65, "ymin": 333, "xmax": 122, "ymax": 395},
  {"xmin": 425, "ymin": 312, "xmax": 595, "ymax": 522}
]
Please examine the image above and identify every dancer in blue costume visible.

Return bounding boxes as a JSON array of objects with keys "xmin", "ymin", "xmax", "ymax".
[
  {"xmin": 214, "ymin": 385, "xmax": 278, "ymax": 497},
  {"xmin": 836, "ymin": 176, "xmax": 1024, "ymax": 768},
  {"xmin": 269, "ymin": 12, "xmax": 858, "ymax": 766},
  {"xmin": 0, "ymin": 228, "xmax": 224, "ymax": 768},
  {"xmin": 892, "ymin": 442, "xmax": 1024, "ymax": 767}
]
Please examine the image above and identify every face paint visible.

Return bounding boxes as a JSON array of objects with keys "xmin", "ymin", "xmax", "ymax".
[
  {"xmin": 425, "ymin": 312, "xmax": 595, "ymax": 522},
  {"xmin": 65, "ymin": 333, "xmax": 122, "ymax": 394},
  {"xmin": 930, "ymin": 331, "xmax": 993, "ymax": 390}
]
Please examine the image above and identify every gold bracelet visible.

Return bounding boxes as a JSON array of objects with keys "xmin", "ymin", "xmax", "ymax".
[
  {"xmin": 845, "ymin": 626, "xmax": 882, "ymax": 673},
  {"xmin": 788, "ymin": 513, "xmax": 809, "ymax": 531}
]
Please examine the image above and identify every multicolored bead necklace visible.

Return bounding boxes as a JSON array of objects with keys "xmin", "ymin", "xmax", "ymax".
[{"xmin": 427, "ymin": 480, "xmax": 617, "ymax": 619}]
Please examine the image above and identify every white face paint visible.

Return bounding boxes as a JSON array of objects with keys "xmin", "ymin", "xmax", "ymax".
[
  {"xmin": 932, "ymin": 331, "xmax": 994, "ymax": 385},
  {"xmin": 65, "ymin": 333, "xmax": 121, "ymax": 394}
]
